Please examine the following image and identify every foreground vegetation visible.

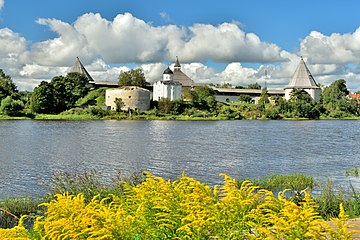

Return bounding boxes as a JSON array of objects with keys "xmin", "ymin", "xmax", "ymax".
[{"xmin": 0, "ymin": 171, "xmax": 359, "ymax": 239}]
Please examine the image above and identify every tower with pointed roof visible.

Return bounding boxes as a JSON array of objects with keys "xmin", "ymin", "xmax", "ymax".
[
  {"xmin": 172, "ymin": 56, "xmax": 195, "ymax": 88},
  {"xmin": 284, "ymin": 57, "xmax": 321, "ymax": 101},
  {"xmin": 68, "ymin": 57, "xmax": 94, "ymax": 82}
]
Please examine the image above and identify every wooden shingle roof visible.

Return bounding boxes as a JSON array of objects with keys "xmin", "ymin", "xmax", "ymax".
[
  {"xmin": 68, "ymin": 57, "xmax": 94, "ymax": 81},
  {"xmin": 285, "ymin": 57, "xmax": 319, "ymax": 89}
]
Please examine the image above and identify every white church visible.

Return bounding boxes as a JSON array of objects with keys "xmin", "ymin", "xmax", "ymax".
[{"xmin": 152, "ymin": 65, "xmax": 182, "ymax": 101}]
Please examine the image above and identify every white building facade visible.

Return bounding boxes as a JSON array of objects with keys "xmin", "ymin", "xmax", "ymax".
[{"xmin": 152, "ymin": 67, "xmax": 182, "ymax": 101}]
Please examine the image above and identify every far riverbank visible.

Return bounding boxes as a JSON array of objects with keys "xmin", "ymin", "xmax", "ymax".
[{"xmin": 2, "ymin": 113, "xmax": 360, "ymax": 121}]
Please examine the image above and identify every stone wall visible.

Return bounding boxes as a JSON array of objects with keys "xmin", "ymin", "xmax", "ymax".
[{"xmin": 106, "ymin": 86, "xmax": 151, "ymax": 112}]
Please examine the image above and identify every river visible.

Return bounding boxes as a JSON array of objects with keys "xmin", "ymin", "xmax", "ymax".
[{"xmin": 0, "ymin": 120, "xmax": 359, "ymax": 198}]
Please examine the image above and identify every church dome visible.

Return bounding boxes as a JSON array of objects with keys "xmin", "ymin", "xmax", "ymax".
[{"xmin": 163, "ymin": 67, "xmax": 173, "ymax": 75}]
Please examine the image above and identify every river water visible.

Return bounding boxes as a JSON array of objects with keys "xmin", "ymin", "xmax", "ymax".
[{"xmin": 0, "ymin": 120, "xmax": 360, "ymax": 198}]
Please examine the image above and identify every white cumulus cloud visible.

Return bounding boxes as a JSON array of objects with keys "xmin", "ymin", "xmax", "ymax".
[
  {"xmin": 29, "ymin": 13, "xmax": 287, "ymax": 66},
  {"xmin": 300, "ymin": 28, "xmax": 360, "ymax": 65},
  {"xmin": 0, "ymin": 28, "xmax": 27, "ymax": 58},
  {"xmin": 30, "ymin": 18, "xmax": 95, "ymax": 66},
  {"xmin": 178, "ymin": 23, "xmax": 286, "ymax": 63},
  {"xmin": 2, "ymin": 11, "xmax": 360, "ymax": 91}
]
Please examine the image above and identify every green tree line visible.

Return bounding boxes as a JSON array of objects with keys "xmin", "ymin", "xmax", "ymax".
[{"xmin": 0, "ymin": 67, "xmax": 358, "ymax": 120}]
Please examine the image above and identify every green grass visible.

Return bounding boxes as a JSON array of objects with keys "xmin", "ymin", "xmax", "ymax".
[
  {"xmin": 3, "ymin": 109, "xmax": 360, "ymax": 121},
  {"xmin": 345, "ymin": 167, "xmax": 360, "ymax": 177},
  {"xmin": 34, "ymin": 113, "xmax": 100, "ymax": 120},
  {"xmin": 245, "ymin": 174, "xmax": 316, "ymax": 192},
  {"xmin": 103, "ymin": 113, "xmax": 229, "ymax": 121},
  {"xmin": 0, "ymin": 115, "xmax": 30, "ymax": 120},
  {"xmin": 0, "ymin": 197, "xmax": 43, "ymax": 228},
  {"xmin": 321, "ymin": 116, "xmax": 360, "ymax": 120}
]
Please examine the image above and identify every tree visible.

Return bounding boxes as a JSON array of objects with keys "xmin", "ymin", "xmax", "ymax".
[
  {"xmin": 0, "ymin": 69, "xmax": 17, "ymax": 101},
  {"xmin": 191, "ymin": 86, "xmax": 216, "ymax": 102},
  {"xmin": 51, "ymin": 73, "xmax": 90, "ymax": 112},
  {"xmin": 182, "ymin": 87, "xmax": 193, "ymax": 101},
  {"xmin": 170, "ymin": 99, "xmax": 186, "ymax": 115},
  {"xmin": 30, "ymin": 81, "xmax": 56, "ymax": 114},
  {"xmin": 114, "ymin": 98, "xmax": 124, "ymax": 112},
  {"xmin": 51, "ymin": 76, "xmax": 68, "ymax": 112},
  {"xmin": 247, "ymin": 82, "xmax": 261, "ymax": 89},
  {"xmin": 288, "ymin": 89, "xmax": 320, "ymax": 119},
  {"xmin": 0, "ymin": 96, "xmax": 24, "ymax": 116},
  {"xmin": 239, "ymin": 94, "xmax": 253, "ymax": 103},
  {"xmin": 264, "ymin": 105, "xmax": 282, "ymax": 120},
  {"xmin": 118, "ymin": 68, "xmax": 148, "ymax": 88},
  {"xmin": 257, "ymin": 88, "xmax": 269, "ymax": 112},
  {"xmin": 273, "ymin": 96, "xmax": 289, "ymax": 114},
  {"xmin": 14, "ymin": 91, "xmax": 32, "ymax": 109},
  {"xmin": 191, "ymin": 85, "xmax": 217, "ymax": 111},
  {"xmin": 65, "ymin": 72, "xmax": 90, "ymax": 105},
  {"xmin": 158, "ymin": 98, "xmax": 173, "ymax": 114},
  {"xmin": 321, "ymin": 79, "xmax": 358, "ymax": 116},
  {"xmin": 218, "ymin": 82, "xmax": 232, "ymax": 88},
  {"xmin": 290, "ymin": 89, "xmax": 313, "ymax": 102},
  {"xmin": 321, "ymin": 79, "xmax": 349, "ymax": 104}
]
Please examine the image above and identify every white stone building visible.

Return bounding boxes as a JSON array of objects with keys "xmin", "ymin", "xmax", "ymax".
[
  {"xmin": 284, "ymin": 57, "xmax": 321, "ymax": 101},
  {"xmin": 153, "ymin": 66, "xmax": 182, "ymax": 101},
  {"xmin": 106, "ymin": 86, "xmax": 151, "ymax": 112}
]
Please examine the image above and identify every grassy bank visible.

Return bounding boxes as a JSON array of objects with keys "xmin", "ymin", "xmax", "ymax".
[
  {"xmin": 34, "ymin": 113, "xmax": 101, "ymax": 120},
  {"xmin": 0, "ymin": 115, "xmax": 31, "ymax": 120},
  {"xmin": 2, "ymin": 112, "xmax": 360, "ymax": 121},
  {"xmin": 0, "ymin": 171, "xmax": 359, "ymax": 239}
]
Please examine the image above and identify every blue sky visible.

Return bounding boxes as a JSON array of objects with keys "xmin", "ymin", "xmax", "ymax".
[
  {"xmin": 1, "ymin": 0, "xmax": 360, "ymax": 90},
  {"xmin": 4, "ymin": 0, "xmax": 360, "ymax": 50}
]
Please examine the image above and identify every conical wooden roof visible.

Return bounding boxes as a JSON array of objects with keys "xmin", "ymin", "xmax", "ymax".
[
  {"xmin": 285, "ymin": 57, "xmax": 319, "ymax": 89},
  {"xmin": 68, "ymin": 57, "xmax": 94, "ymax": 81},
  {"xmin": 173, "ymin": 57, "xmax": 194, "ymax": 87}
]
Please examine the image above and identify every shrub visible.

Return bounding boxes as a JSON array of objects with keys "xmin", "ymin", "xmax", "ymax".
[
  {"xmin": 87, "ymin": 106, "xmax": 108, "ymax": 117},
  {"xmin": 264, "ymin": 106, "xmax": 282, "ymax": 119},
  {"xmin": 2, "ymin": 173, "xmax": 356, "ymax": 239},
  {"xmin": 60, "ymin": 107, "xmax": 87, "ymax": 115},
  {"xmin": 0, "ymin": 96, "xmax": 24, "ymax": 116}
]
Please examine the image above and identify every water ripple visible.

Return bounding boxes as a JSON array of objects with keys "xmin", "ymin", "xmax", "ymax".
[{"xmin": 0, "ymin": 120, "xmax": 360, "ymax": 198}]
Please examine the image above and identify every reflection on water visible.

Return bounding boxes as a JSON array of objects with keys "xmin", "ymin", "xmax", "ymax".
[{"xmin": 0, "ymin": 120, "xmax": 360, "ymax": 198}]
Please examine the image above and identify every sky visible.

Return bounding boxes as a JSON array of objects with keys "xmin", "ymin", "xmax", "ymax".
[{"xmin": 1, "ymin": 0, "xmax": 360, "ymax": 91}]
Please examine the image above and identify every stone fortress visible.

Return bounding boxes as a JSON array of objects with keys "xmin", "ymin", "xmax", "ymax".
[{"xmin": 69, "ymin": 56, "xmax": 320, "ymax": 112}]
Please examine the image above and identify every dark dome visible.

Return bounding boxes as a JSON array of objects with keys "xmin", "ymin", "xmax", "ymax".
[{"xmin": 163, "ymin": 67, "xmax": 173, "ymax": 74}]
